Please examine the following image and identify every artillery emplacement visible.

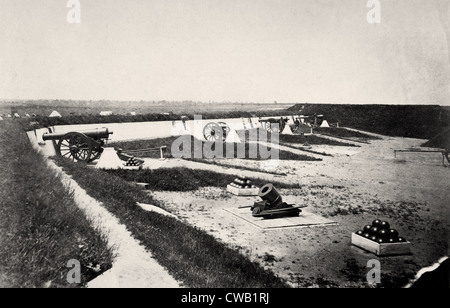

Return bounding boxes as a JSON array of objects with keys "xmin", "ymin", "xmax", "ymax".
[
  {"xmin": 250, "ymin": 183, "xmax": 305, "ymax": 219},
  {"xmin": 42, "ymin": 128, "xmax": 113, "ymax": 162}
]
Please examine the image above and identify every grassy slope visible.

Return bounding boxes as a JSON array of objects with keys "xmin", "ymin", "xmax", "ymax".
[
  {"xmin": 237, "ymin": 128, "xmax": 359, "ymax": 147},
  {"xmin": 102, "ymin": 168, "xmax": 301, "ymax": 192},
  {"xmin": 279, "ymin": 134, "xmax": 358, "ymax": 147},
  {"xmin": 288, "ymin": 104, "xmax": 450, "ymax": 139},
  {"xmin": 421, "ymin": 127, "xmax": 450, "ymax": 150},
  {"xmin": 0, "ymin": 120, "xmax": 114, "ymax": 288},
  {"xmin": 313, "ymin": 127, "xmax": 380, "ymax": 140},
  {"xmin": 55, "ymin": 158, "xmax": 290, "ymax": 288},
  {"xmin": 111, "ymin": 135, "xmax": 321, "ymax": 161}
]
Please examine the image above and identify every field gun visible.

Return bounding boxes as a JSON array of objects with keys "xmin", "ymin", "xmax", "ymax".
[
  {"xmin": 258, "ymin": 117, "xmax": 289, "ymax": 133},
  {"xmin": 203, "ymin": 121, "xmax": 231, "ymax": 142},
  {"xmin": 42, "ymin": 128, "xmax": 113, "ymax": 162}
]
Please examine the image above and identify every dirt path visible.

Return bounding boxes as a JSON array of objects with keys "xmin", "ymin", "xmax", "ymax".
[{"xmin": 28, "ymin": 134, "xmax": 181, "ymax": 288}]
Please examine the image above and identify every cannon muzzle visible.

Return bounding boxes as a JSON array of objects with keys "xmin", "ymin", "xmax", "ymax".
[{"xmin": 258, "ymin": 183, "xmax": 282, "ymax": 206}]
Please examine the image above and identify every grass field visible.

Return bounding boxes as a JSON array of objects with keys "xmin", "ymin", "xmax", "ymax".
[
  {"xmin": 0, "ymin": 100, "xmax": 292, "ymax": 119},
  {"xmin": 0, "ymin": 120, "xmax": 114, "ymax": 287}
]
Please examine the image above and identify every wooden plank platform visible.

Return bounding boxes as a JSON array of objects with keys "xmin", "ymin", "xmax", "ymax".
[{"xmin": 224, "ymin": 207, "xmax": 337, "ymax": 230}]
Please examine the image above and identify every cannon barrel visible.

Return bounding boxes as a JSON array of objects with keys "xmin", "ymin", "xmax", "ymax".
[
  {"xmin": 43, "ymin": 127, "xmax": 113, "ymax": 141},
  {"xmin": 258, "ymin": 183, "xmax": 282, "ymax": 206}
]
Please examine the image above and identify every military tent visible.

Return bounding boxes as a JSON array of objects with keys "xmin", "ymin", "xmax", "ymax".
[{"xmin": 49, "ymin": 110, "xmax": 62, "ymax": 118}]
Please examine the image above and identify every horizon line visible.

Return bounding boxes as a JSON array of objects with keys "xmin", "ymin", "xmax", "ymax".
[{"xmin": 0, "ymin": 99, "xmax": 448, "ymax": 107}]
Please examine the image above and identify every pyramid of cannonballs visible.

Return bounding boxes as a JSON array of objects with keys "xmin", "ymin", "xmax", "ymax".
[
  {"xmin": 125, "ymin": 156, "xmax": 142, "ymax": 167},
  {"xmin": 355, "ymin": 219, "xmax": 407, "ymax": 244},
  {"xmin": 229, "ymin": 176, "xmax": 257, "ymax": 189}
]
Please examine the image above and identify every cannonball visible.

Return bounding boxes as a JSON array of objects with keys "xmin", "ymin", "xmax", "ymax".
[
  {"xmin": 363, "ymin": 225, "xmax": 372, "ymax": 233},
  {"xmin": 388, "ymin": 229, "xmax": 399, "ymax": 238},
  {"xmin": 378, "ymin": 229, "xmax": 389, "ymax": 240},
  {"xmin": 370, "ymin": 226, "xmax": 379, "ymax": 236},
  {"xmin": 372, "ymin": 219, "xmax": 382, "ymax": 228},
  {"xmin": 379, "ymin": 221, "xmax": 390, "ymax": 230}
]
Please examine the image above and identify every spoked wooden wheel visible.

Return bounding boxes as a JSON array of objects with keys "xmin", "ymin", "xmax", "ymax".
[
  {"xmin": 264, "ymin": 119, "xmax": 284, "ymax": 133},
  {"xmin": 203, "ymin": 122, "xmax": 230, "ymax": 142},
  {"xmin": 57, "ymin": 132, "xmax": 93, "ymax": 162},
  {"xmin": 89, "ymin": 148, "xmax": 102, "ymax": 162},
  {"xmin": 89, "ymin": 143, "xmax": 104, "ymax": 162}
]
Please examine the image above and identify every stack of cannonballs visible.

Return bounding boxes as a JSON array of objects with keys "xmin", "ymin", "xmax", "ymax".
[
  {"xmin": 355, "ymin": 219, "xmax": 407, "ymax": 244},
  {"xmin": 125, "ymin": 156, "xmax": 142, "ymax": 167},
  {"xmin": 229, "ymin": 176, "xmax": 257, "ymax": 189}
]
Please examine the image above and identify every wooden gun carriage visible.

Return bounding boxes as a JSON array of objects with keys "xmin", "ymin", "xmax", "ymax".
[{"xmin": 42, "ymin": 128, "xmax": 113, "ymax": 162}]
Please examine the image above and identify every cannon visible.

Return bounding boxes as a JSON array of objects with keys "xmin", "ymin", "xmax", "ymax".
[
  {"xmin": 203, "ymin": 121, "xmax": 230, "ymax": 142},
  {"xmin": 42, "ymin": 128, "xmax": 113, "ymax": 162},
  {"xmin": 258, "ymin": 117, "xmax": 289, "ymax": 133},
  {"xmin": 250, "ymin": 184, "xmax": 305, "ymax": 219}
]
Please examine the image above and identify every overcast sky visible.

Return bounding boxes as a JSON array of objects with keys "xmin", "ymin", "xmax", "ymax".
[{"xmin": 1, "ymin": 0, "xmax": 449, "ymax": 105}]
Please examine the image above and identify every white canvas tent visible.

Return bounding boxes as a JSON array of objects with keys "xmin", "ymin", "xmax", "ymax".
[
  {"xmin": 224, "ymin": 129, "xmax": 242, "ymax": 143},
  {"xmin": 100, "ymin": 111, "xmax": 113, "ymax": 116},
  {"xmin": 49, "ymin": 110, "xmax": 62, "ymax": 118},
  {"xmin": 0, "ymin": 116, "xmax": 3, "ymax": 121},
  {"xmin": 320, "ymin": 120, "xmax": 330, "ymax": 128},
  {"xmin": 281, "ymin": 125, "xmax": 294, "ymax": 135}
]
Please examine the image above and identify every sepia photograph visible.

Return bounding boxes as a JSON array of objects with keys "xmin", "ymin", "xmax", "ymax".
[{"xmin": 0, "ymin": 0, "xmax": 449, "ymax": 294}]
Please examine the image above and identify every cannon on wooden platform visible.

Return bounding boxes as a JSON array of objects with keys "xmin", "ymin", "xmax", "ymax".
[
  {"xmin": 42, "ymin": 128, "xmax": 113, "ymax": 162},
  {"xmin": 250, "ymin": 183, "xmax": 305, "ymax": 219}
]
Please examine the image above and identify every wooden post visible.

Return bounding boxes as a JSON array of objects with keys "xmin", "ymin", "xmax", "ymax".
[{"xmin": 160, "ymin": 146, "xmax": 167, "ymax": 160}]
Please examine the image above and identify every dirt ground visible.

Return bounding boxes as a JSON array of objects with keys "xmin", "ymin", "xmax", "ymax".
[{"xmin": 149, "ymin": 132, "xmax": 449, "ymax": 288}]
